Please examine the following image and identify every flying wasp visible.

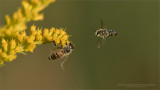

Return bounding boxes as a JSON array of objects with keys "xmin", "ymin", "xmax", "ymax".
[
  {"xmin": 48, "ymin": 42, "xmax": 74, "ymax": 70},
  {"xmin": 95, "ymin": 20, "xmax": 117, "ymax": 48}
]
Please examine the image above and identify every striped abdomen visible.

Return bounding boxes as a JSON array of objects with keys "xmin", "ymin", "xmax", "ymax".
[
  {"xmin": 48, "ymin": 49, "xmax": 64, "ymax": 60},
  {"xmin": 108, "ymin": 29, "xmax": 117, "ymax": 36}
]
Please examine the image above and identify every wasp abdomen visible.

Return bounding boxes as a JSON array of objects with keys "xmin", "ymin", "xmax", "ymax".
[
  {"xmin": 108, "ymin": 30, "xmax": 117, "ymax": 36},
  {"xmin": 48, "ymin": 54, "xmax": 57, "ymax": 60}
]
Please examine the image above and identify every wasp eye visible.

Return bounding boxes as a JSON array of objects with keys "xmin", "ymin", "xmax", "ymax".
[
  {"xmin": 97, "ymin": 31, "xmax": 100, "ymax": 36},
  {"xmin": 69, "ymin": 43, "xmax": 74, "ymax": 49}
]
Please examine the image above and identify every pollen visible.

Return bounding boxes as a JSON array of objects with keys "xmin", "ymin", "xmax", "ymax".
[
  {"xmin": 36, "ymin": 34, "xmax": 43, "ymax": 41},
  {"xmin": 54, "ymin": 29, "xmax": 61, "ymax": 35},
  {"xmin": 50, "ymin": 27, "xmax": 56, "ymax": 33},
  {"xmin": 61, "ymin": 40, "xmax": 66, "ymax": 46},
  {"xmin": 2, "ymin": 38, "xmax": 8, "ymax": 52},
  {"xmin": 43, "ymin": 28, "xmax": 49, "ymax": 37},
  {"xmin": 10, "ymin": 50, "xmax": 16, "ymax": 55},
  {"xmin": 5, "ymin": 15, "xmax": 11, "ymax": 26},
  {"xmin": 25, "ymin": 36, "xmax": 34, "ymax": 44},
  {"xmin": 61, "ymin": 35, "xmax": 69, "ymax": 41},
  {"xmin": 24, "ymin": 43, "xmax": 36, "ymax": 52},
  {"xmin": 10, "ymin": 39, "xmax": 17, "ymax": 50},
  {"xmin": 37, "ymin": 29, "xmax": 42, "ymax": 35},
  {"xmin": 30, "ymin": 24, "xmax": 37, "ymax": 35},
  {"xmin": 8, "ymin": 54, "xmax": 17, "ymax": 62},
  {"xmin": 54, "ymin": 39, "xmax": 61, "ymax": 45},
  {"xmin": 1, "ymin": 52, "xmax": 8, "ymax": 60},
  {"xmin": 15, "ymin": 46, "xmax": 24, "ymax": 53}
]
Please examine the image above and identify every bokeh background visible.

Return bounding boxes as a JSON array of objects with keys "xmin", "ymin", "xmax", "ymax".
[{"xmin": 0, "ymin": 0, "xmax": 159, "ymax": 89}]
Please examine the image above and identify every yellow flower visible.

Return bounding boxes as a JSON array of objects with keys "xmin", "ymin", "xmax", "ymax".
[
  {"xmin": 52, "ymin": 34, "xmax": 58, "ymax": 40},
  {"xmin": 15, "ymin": 32, "xmax": 25, "ymax": 43},
  {"xmin": 37, "ymin": 29, "xmax": 42, "ymax": 35},
  {"xmin": 32, "ymin": 13, "xmax": 44, "ymax": 21},
  {"xmin": 2, "ymin": 38, "xmax": 8, "ymax": 52},
  {"xmin": 30, "ymin": 24, "xmax": 37, "ymax": 35},
  {"xmin": 5, "ymin": 15, "xmax": 11, "ymax": 26},
  {"xmin": 24, "ymin": 44, "xmax": 36, "ymax": 52},
  {"xmin": 31, "ymin": 0, "xmax": 41, "ymax": 6},
  {"xmin": 0, "ymin": 49, "xmax": 2, "ymax": 53},
  {"xmin": 21, "ymin": 31, "xmax": 26, "ymax": 37},
  {"xmin": 36, "ymin": 34, "xmax": 43, "ymax": 41},
  {"xmin": 1, "ymin": 52, "xmax": 8, "ymax": 60},
  {"xmin": 10, "ymin": 50, "xmax": 16, "ymax": 55},
  {"xmin": 5, "ymin": 27, "xmax": 13, "ymax": 36},
  {"xmin": 13, "ymin": 11, "xmax": 18, "ymax": 23},
  {"xmin": 10, "ymin": 39, "xmax": 17, "ymax": 50},
  {"xmin": 66, "ymin": 41, "xmax": 70, "ymax": 44},
  {"xmin": 0, "ymin": 61, "xmax": 4, "ymax": 65},
  {"xmin": 17, "ymin": 9, "xmax": 23, "ymax": 22},
  {"xmin": 0, "ymin": 24, "xmax": 71, "ymax": 65},
  {"xmin": 8, "ymin": 54, "xmax": 17, "ymax": 62},
  {"xmin": 36, "ymin": 29, "xmax": 43, "ymax": 41},
  {"xmin": 0, "ymin": 0, "xmax": 74, "ymax": 66},
  {"xmin": 43, "ymin": 28, "xmax": 49, "ymax": 37},
  {"xmin": 54, "ymin": 38, "xmax": 60, "ymax": 45},
  {"xmin": 60, "ymin": 29, "xmax": 66, "ymax": 36},
  {"xmin": 54, "ymin": 29, "xmax": 61, "ymax": 35},
  {"xmin": 15, "ymin": 45, "xmax": 24, "ymax": 53},
  {"xmin": 61, "ymin": 35, "xmax": 69, "ymax": 41},
  {"xmin": 61, "ymin": 40, "xmax": 66, "ymax": 46},
  {"xmin": 25, "ymin": 36, "xmax": 34, "ymax": 44},
  {"xmin": 50, "ymin": 27, "xmax": 56, "ymax": 34},
  {"xmin": 0, "ymin": 0, "xmax": 55, "ymax": 37}
]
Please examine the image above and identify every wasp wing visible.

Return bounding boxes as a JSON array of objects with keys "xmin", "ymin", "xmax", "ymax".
[
  {"xmin": 97, "ymin": 37, "xmax": 105, "ymax": 48},
  {"xmin": 61, "ymin": 55, "xmax": 69, "ymax": 71},
  {"xmin": 101, "ymin": 19, "xmax": 107, "ymax": 29}
]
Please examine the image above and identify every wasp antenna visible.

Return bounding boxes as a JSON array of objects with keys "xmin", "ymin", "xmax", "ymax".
[
  {"xmin": 100, "ymin": 19, "xmax": 105, "ymax": 29},
  {"xmin": 65, "ymin": 42, "xmax": 68, "ymax": 45}
]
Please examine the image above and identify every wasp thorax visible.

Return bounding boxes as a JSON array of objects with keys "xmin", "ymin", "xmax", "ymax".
[
  {"xmin": 63, "ymin": 42, "xmax": 74, "ymax": 53},
  {"xmin": 95, "ymin": 29, "xmax": 109, "ymax": 38}
]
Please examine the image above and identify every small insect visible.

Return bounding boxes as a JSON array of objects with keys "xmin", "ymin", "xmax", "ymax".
[
  {"xmin": 95, "ymin": 20, "xmax": 117, "ymax": 48},
  {"xmin": 48, "ymin": 42, "xmax": 74, "ymax": 70}
]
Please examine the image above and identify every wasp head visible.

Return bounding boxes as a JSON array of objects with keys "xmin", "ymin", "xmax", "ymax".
[{"xmin": 69, "ymin": 42, "xmax": 74, "ymax": 49}]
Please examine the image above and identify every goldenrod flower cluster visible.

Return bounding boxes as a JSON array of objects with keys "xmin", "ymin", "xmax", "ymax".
[
  {"xmin": 0, "ymin": 0, "xmax": 71, "ymax": 66},
  {"xmin": 0, "ymin": 25, "xmax": 70, "ymax": 65},
  {"xmin": 0, "ymin": 0, "xmax": 55, "ymax": 37}
]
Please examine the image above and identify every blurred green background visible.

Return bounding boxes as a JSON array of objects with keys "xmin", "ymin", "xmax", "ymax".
[{"xmin": 0, "ymin": 0, "xmax": 159, "ymax": 89}]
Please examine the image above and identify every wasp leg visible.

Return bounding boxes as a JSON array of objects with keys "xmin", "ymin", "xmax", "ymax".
[{"xmin": 53, "ymin": 41, "xmax": 57, "ymax": 46}]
